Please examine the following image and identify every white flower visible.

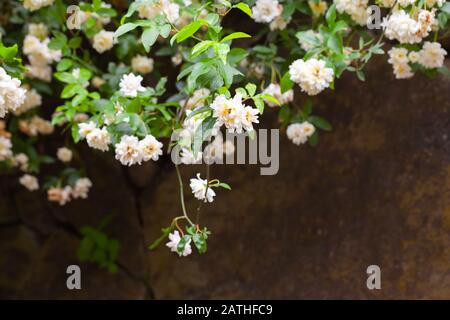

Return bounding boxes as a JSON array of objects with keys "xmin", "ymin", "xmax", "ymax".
[
  {"xmin": 289, "ymin": 58, "xmax": 334, "ymax": 96},
  {"xmin": 211, "ymin": 94, "xmax": 246, "ymax": 133},
  {"xmin": 190, "ymin": 173, "xmax": 216, "ymax": 203},
  {"xmin": 23, "ymin": 0, "xmax": 54, "ymax": 11},
  {"xmin": 171, "ymin": 53, "xmax": 182, "ymax": 66},
  {"xmin": 131, "ymin": 55, "xmax": 154, "ymax": 74},
  {"xmin": 71, "ymin": 178, "xmax": 92, "ymax": 199},
  {"xmin": 269, "ymin": 16, "xmax": 290, "ymax": 31},
  {"xmin": 28, "ymin": 23, "xmax": 48, "ymax": 39},
  {"xmin": 19, "ymin": 174, "xmax": 38, "ymax": 191},
  {"xmin": 14, "ymin": 86, "xmax": 42, "ymax": 115},
  {"xmin": 92, "ymin": 30, "xmax": 115, "ymax": 53},
  {"xmin": 184, "ymin": 88, "xmax": 210, "ymax": 110},
  {"xmin": 0, "ymin": 136, "xmax": 12, "ymax": 161},
  {"xmin": 138, "ymin": 0, "xmax": 180, "ymax": 23},
  {"xmin": 25, "ymin": 64, "xmax": 52, "ymax": 82},
  {"xmin": 252, "ymin": 0, "xmax": 283, "ymax": 23},
  {"xmin": 86, "ymin": 127, "xmax": 111, "ymax": 151},
  {"xmin": 166, "ymin": 230, "xmax": 192, "ymax": 257},
  {"xmin": 19, "ymin": 174, "xmax": 39, "ymax": 191},
  {"xmin": 91, "ymin": 76, "xmax": 105, "ymax": 88},
  {"xmin": 286, "ymin": 122, "xmax": 315, "ymax": 145},
  {"xmin": 388, "ymin": 47, "xmax": 409, "ymax": 65},
  {"xmin": 78, "ymin": 121, "xmax": 97, "ymax": 138},
  {"xmin": 335, "ymin": 0, "xmax": 369, "ymax": 26},
  {"xmin": 241, "ymin": 106, "xmax": 260, "ymax": 132},
  {"xmin": 14, "ymin": 153, "xmax": 29, "ymax": 171},
  {"xmin": 308, "ymin": 0, "xmax": 328, "ymax": 17},
  {"xmin": 397, "ymin": 0, "xmax": 416, "ymax": 6},
  {"xmin": 392, "ymin": 62, "xmax": 414, "ymax": 79},
  {"xmin": 48, "ymin": 186, "xmax": 72, "ymax": 206},
  {"xmin": 262, "ymin": 83, "xmax": 294, "ymax": 107},
  {"xmin": 408, "ymin": 51, "xmax": 420, "ymax": 63},
  {"xmin": 299, "ymin": 30, "xmax": 323, "ymax": 51},
  {"xmin": 139, "ymin": 134, "xmax": 163, "ymax": 161},
  {"xmin": 57, "ymin": 147, "xmax": 72, "ymax": 162},
  {"xmin": 418, "ymin": 41, "xmax": 447, "ymax": 69},
  {"xmin": 119, "ymin": 73, "xmax": 146, "ymax": 97},
  {"xmin": 180, "ymin": 145, "xmax": 203, "ymax": 164},
  {"xmin": 115, "ymin": 135, "xmax": 142, "ymax": 166},
  {"xmin": 382, "ymin": 10, "xmax": 424, "ymax": 44},
  {"xmin": 23, "ymin": 35, "xmax": 61, "ymax": 66},
  {"xmin": 425, "ymin": 0, "xmax": 445, "ymax": 7},
  {"xmin": 0, "ymin": 67, "xmax": 27, "ymax": 118}
]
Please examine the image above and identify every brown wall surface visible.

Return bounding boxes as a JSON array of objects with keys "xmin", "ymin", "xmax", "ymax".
[{"xmin": 1, "ymin": 56, "xmax": 449, "ymax": 299}]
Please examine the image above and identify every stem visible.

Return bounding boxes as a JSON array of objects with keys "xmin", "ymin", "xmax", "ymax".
[{"xmin": 175, "ymin": 164, "xmax": 194, "ymax": 225}]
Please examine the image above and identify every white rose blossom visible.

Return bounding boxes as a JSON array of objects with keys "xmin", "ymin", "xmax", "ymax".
[
  {"xmin": 289, "ymin": 58, "xmax": 334, "ymax": 96},
  {"xmin": 166, "ymin": 230, "xmax": 192, "ymax": 257},
  {"xmin": 86, "ymin": 127, "xmax": 111, "ymax": 152},
  {"xmin": 57, "ymin": 147, "xmax": 73, "ymax": 163},
  {"xmin": 71, "ymin": 178, "xmax": 93, "ymax": 199},
  {"xmin": 0, "ymin": 136, "xmax": 13, "ymax": 161},
  {"xmin": 262, "ymin": 83, "xmax": 294, "ymax": 107},
  {"xmin": 286, "ymin": 122, "xmax": 316, "ymax": 145},
  {"xmin": 119, "ymin": 73, "xmax": 146, "ymax": 97},
  {"xmin": 252, "ymin": 0, "xmax": 283, "ymax": 24},
  {"xmin": 19, "ymin": 174, "xmax": 39, "ymax": 191},
  {"xmin": 92, "ymin": 30, "xmax": 115, "ymax": 53},
  {"xmin": 131, "ymin": 55, "xmax": 154, "ymax": 74},
  {"xmin": 190, "ymin": 173, "xmax": 216, "ymax": 203},
  {"xmin": 0, "ymin": 67, "xmax": 27, "ymax": 118}
]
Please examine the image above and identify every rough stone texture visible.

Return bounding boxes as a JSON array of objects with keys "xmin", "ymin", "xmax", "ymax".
[
  {"xmin": 141, "ymin": 56, "xmax": 450, "ymax": 299},
  {"xmin": 0, "ymin": 56, "xmax": 449, "ymax": 299}
]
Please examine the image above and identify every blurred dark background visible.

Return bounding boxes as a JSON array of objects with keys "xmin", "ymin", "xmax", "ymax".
[{"xmin": 1, "ymin": 54, "xmax": 449, "ymax": 299}]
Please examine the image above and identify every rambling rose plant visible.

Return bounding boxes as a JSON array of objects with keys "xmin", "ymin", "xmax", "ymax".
[{"xmin": 0, "ymin": 0, "xmax": 449, "ymax": 257}]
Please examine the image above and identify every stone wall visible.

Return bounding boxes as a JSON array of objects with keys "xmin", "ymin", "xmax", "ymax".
[{"xmin": 0, "ymin": 56, "xmax": 449, "ymax": 299}]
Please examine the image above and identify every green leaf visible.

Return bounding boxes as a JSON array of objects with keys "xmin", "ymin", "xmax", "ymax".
[
  {"xmin": 0, "ymin": 43, "xmax": 18, "ymax": 60},
  {"xmin": 221, "ymin": 32, "xmax": 251, "ymax": 42},
  {"xmin": 148, "ymin": 226, "xmax": 174, "ymax": 250},
  {"xmin": 233, "ymin": 3, "xmax": 252, "ymax": 17},
  {"xmin": 142, "ymin": 27, "xmax": 159, "ymax": 52},
  {"xmin": 280, "ymin": 72, "xmax": 294, "ymax": 93},
  {"xmin": 159, "ymin": 24, "xmax": 172, "ymax": 38},
  {"xmin": 114, "ymin": 23, "xmax": 138, "ymax": 39},
  {"xmin": 245, "ymin": 83, "xmax": 256, "ymax": 96},
  {"xmin": 192, "ymin": 234, "xmax": 207, "ymax": 254},
  {"xmin": 308, "ymin": 116, "xmax": 332, "ymax": 131},
  {"xmin": 191, "ymin": 40, "xmax": 215, "ymax": 57},
  {"xmin": 48, "ymin": 32, "xmax": 67, "ymax": 50},
  {"xmin": 214, "ymin": 43, "xmax": 230, "ymax": 64},
  {"xmin": 175, "ymin": 20, "xmax": 202, "ymax": 43},
  {"xmin": 56, "ymin": 59, "xmax": 73, "ymax": 72},
  {"xmin": 217, "ymin": 182, "xmax": 231, "ymax": 190},
  {"xmin": 325, "ymin": 4, "xmax": 337, "ymax": 27}
]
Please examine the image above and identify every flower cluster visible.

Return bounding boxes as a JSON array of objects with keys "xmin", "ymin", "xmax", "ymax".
[
  {"xmin": 78, "ymin": 121, "xmax": 112, "ymax": 152},
  {"xmin": 0, "ymin": 67, "xmax": 26, "ymax": 118},
  {"xmin": 262, "ymin": 84, "xmax": 294, "ymax": 107},
  {"xmin": 286, "ymin": 122, "xmax": 316, "ymax": 145},
  {"xmin": 23, "ymin": 28, "xmax": 61, "ymax": 82},
  {"xmin": 289, "ymin": 58, "xmax": 334, "ymax": 96},
  {"xmin": 210, "ymin": 93, "xmax": 260, "ymax": 134},
  {"xmin": 47, "ymin": 177, "xmax": 93, "ymax": 205},
  {"xmin": 114, "ymin": 134, "xmax": 163, "ymax": 166},
  {"xmin": 138, "ymin": 0, "xmax": 180, "ymax": 24},
  {"xmin": 388, "ymin": 42, "xmax": 447, "ymax": 79},
  {"xmin": 335, "ymin": 0, "xmax": 369, "ymax": 26},
  {"xmin": 382, "ymin": 9, "xmax": 436, "ymax": 44},
  {"xmin": 23, "ymin": 0, "xmax": 55, "ymax": 11}
]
